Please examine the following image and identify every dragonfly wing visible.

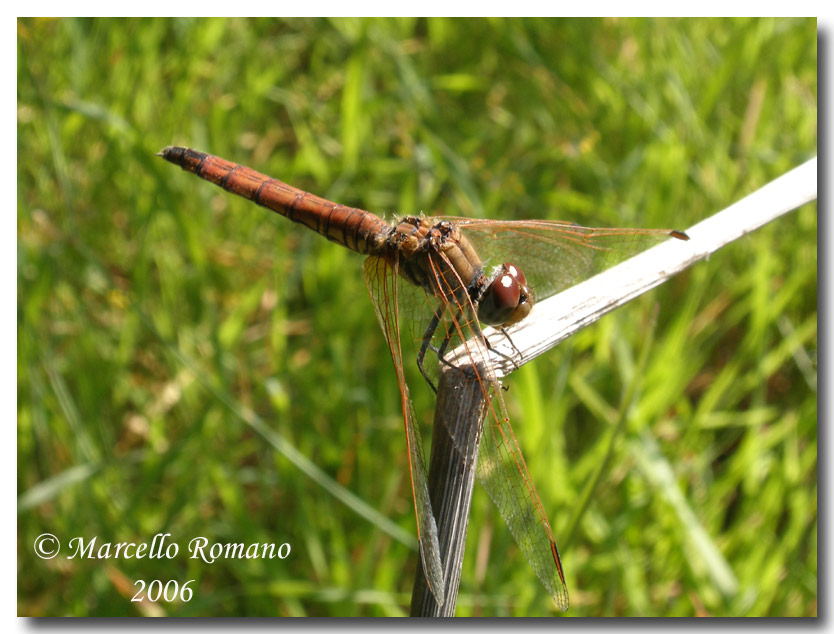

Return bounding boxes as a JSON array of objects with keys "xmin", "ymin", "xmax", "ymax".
[
  {"xmin": 420, "ymin": 250, "xmax": 569, "ymax": 611},
  {"xmin": 362, "ymin": 255, "xmax": 446, "ymax": 606},
  {"xmin": 476, "ymin": 384, "xmax": 570, "ymax": 611},
  {"xmin": 438, "ymin": 217, "xmax": 687, "ymax": 301}
]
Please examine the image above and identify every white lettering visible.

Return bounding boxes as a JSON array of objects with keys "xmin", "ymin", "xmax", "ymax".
[
  {"xmin": 186, "ymin": 538, "xmax": 290, "ymax": 563},
  {"xmin": 225, "ymin": 542, "xmax": 245, "ymax": 559},
  {"xmin": 67, "ymin": 536, "xmax": 96, "ymax": 559},
  {"xmin": 188, "ymin": 537, "xmax": 211, "ymax": 563},
  {"xmin": 150, "ymin": 533, "xmax": 172, "ymax": 558}
]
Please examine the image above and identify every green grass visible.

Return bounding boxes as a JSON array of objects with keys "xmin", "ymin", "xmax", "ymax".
[{"xmin": 18, "ymin": 17, "xmax": 816, "ymax": 617}]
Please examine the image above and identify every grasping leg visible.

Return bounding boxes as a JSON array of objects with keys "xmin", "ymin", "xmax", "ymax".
[
  {"xmin": 417, "ymin": 301, "xmax": 474, "ymax": 393},
  {"xmin": 417, "ymin": 303, "xmax": 445, "ymax": 393}
]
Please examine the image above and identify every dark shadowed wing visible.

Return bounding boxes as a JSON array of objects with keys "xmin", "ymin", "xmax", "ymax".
[
  {"xmin": 362, "ymin": 255, "xmax": 446, "ymax": 606},
  {"xmin": 364, "ymin": 242, "xmax": 571, "ymax": 611}
]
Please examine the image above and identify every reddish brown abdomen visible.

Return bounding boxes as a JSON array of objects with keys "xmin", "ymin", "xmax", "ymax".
[{"xmin": 160, "ymin": 147, "xmax": 390, "ymax": 255}]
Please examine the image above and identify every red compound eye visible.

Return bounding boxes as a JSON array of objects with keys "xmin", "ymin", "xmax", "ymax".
[
  {"xmin": 478, "ymin": 263, "xmax": 533, "ymax": 327},
  {"xmin": 504, "ymin": 263, "xmax": 527, "ymax": 288}
]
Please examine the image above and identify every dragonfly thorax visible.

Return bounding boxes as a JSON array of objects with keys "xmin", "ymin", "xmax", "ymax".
[
  {"xmin": 476, "ymin": 262, "xmax": 533, "ymax": 327},
  {"xmin": 381, "ymin": 216, "xmax": 533, "ymax": 327}
]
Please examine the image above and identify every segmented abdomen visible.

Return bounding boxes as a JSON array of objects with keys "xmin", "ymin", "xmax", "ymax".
[{"xmin": 159, "ymin": 147, "xmax": 390, "ymax": 255}]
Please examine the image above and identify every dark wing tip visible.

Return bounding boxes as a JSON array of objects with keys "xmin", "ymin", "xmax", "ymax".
[
  {"xmin": 670, "ymin": 230, "xmax": 690, "ymax": 241},
  {"xmin": 549, "ymin": 539, "xmax": 570, "ymax": 611}
]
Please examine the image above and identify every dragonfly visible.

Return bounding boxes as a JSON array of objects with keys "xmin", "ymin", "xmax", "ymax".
[{"xmin": 159, "ymin": 146, "xmax": 689, "ymax": 611}]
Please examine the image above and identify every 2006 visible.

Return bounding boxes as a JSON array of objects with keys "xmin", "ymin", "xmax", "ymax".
[{"xmin": 132, "ymin": 579, "xmax": 195, "ymax": 602}]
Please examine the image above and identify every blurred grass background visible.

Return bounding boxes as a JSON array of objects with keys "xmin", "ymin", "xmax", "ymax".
[{"xmin": 17, "ymin": 17, "xmax": 816, "ymax": 616}]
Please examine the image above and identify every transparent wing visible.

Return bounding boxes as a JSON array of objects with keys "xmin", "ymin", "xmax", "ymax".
[
  {"xmin": 476, "ymin": 381, "xmax": 570, "ymax": 611},
  {"xmin": 362, "ymin": 255, "xmax": 446, "ymax": 606},
  {"xmin": 438, "ymin": 217, "xmax": 687, "ymax": 301},
  {"xmin": 419, "ymin": 250, "xmax": 570, "ymax": 611}
]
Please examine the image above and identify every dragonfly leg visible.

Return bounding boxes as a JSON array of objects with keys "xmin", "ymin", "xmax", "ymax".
[
  {"xmin": 433, "ymin": 305, "xmax": 480, "ymax": 379},
  {"xmin": 417, "ymin": 304, "xmax": 445, "ymax": 393},
  {"xmin": 499, "ymin": 327, "xmax": 523, "ymax": 359},
  {"xmin": 485, "ymin": 327, "xmax": 523, "ymax": 371},
  {"xmin": 417, "ymin": 302, "xmax": 475, "ymax": 393}
]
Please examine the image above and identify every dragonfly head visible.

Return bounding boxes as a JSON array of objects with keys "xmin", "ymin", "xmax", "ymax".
[{"xmin": 478, "ymin": 263, "xmax": 533, "ymax": 327}]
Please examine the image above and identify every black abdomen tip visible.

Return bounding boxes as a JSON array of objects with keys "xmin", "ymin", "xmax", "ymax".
[{"xmin": 157, "ymin": 146, "xmax": 186, "ymax": 164}]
